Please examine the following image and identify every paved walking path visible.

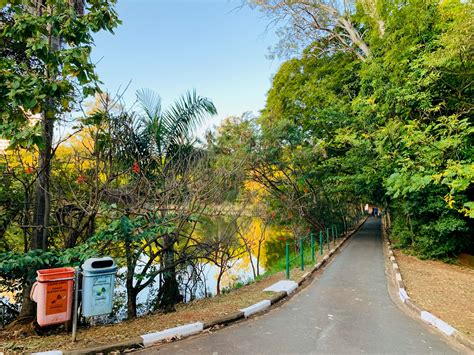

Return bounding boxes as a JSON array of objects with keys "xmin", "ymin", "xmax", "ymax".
[{"xmin": 143, "ymin": 218, "xmax": 458, "ymax": 354}]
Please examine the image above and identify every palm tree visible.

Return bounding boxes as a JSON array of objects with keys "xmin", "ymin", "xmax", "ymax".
[
  {"xmin": 137, "ymin": 89, "xmax": 216, "ymax": 169},
  {"xmin": 135, "ymin": 89, "xmax": 217, "ymax": 312}
]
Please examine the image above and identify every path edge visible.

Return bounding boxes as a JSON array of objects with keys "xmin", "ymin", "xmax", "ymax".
[
  {"xmin": 34, "ymin": 218, "xmax": 368, "ymax": 355},
  {"xmin": 381, "ymin": 218, "xmax": 474, "ymax": 352}
]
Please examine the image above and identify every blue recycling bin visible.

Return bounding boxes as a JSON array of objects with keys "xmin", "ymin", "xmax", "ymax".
[{"xmin": 81, "ymin": 257, "xmax": 117, "ymax": 317}]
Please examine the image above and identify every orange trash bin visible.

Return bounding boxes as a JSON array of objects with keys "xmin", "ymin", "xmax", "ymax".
[{"xmin": 30, "ymin": 267, "xmax": 75, "ymax": 326}]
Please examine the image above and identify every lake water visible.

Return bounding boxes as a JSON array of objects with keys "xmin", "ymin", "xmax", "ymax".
[
  {"xmin": 103, "ymin": 216, "xmax": 288, "ymax": 322},
  {"xmin": 0, "ymin": 217, "xmax": 290, "ymax": 326}
]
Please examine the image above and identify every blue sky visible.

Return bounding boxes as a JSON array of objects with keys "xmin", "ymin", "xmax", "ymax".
[{"xmin": 91, "ymin": 0, "xmax": 284, "ymax": 135}]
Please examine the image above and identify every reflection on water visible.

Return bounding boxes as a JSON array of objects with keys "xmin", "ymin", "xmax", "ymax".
[{"xmin": 104, "ymin": 216, "xmax": 290, "ymax": 322}]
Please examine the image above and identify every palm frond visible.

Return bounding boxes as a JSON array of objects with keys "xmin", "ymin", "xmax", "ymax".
[
  {"xmin": 136, "ymin": 88, "xmax": 164, "ymax": 156},
  {"xmin": 136, "ymin": 88, "xmax": 162, "ymax": 123},
  {"xmin": 162, "ymin": 90, "xmax": 217, "ymax": 148}
]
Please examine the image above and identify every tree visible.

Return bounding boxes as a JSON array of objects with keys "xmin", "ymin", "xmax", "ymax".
[
  {"xmin": 253, "ymin": 0, "xmax": 473, "ymax": 259},
  {"xmin": 237, "ymin": 207, "xmax": 270, "ymax": 279},
  {"xmin": 134, "ymin": 89, "xmax": 217, "ymax": 312},
  {"xmin": 249, "ymin": 0, "xmax": 377, "ymax": 60},
  {"xmin": 88, "ymin": 89, "xmax": 217, "ymax": 316},
  {"xmin": 0, "ymin": 0, "xmax": 120, "ymax": 321},
  {"xmin": 198, "ymin": 214, "xmax": 246, "ymax": 295}
]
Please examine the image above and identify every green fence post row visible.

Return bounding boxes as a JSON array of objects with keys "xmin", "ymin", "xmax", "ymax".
[
  {"xmin": 300, "ymin": 239, "xmax": 304, "ymax": 271},
  {"xmin": 326, "ymin": 228, "xmax": 330, "ymax": 252},
  {"xmin": 285, "ymin": 242, "xmax": 290, "ymax": 279},
  {"xmin": 319, "ymin": 231, "xmax": 323, "ymax": 256},
  {"xmin": 311, "ymin": 233, "xmax": 315, "ymax": 262}
]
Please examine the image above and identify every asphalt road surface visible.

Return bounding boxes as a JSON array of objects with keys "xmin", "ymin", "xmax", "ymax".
[{"xmin": 140, "ymin": 217, "xmax": 458, "ymax": 354}]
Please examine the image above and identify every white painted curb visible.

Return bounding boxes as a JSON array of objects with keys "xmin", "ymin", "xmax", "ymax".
[
  {"xmin": 382, "ymin": 226, "xmax": 469, "ymax": 348},
  {"xmin": 398, "ymin": 288, "xmax": 409, "ymax": 302},
  {"xmin": 141, "ymin": 322, "xmax": 204, "ymax": 347},
  {"xmin": 421, "ymin": 311, "xmax": 457, "ymax": 336},
  {"xmin": 264, "ymin": 280, "xmax": 298, "ymax": 295},
  {"xmin": 240, "ymin": 299, "xmax": 271, "ymax": 318}
]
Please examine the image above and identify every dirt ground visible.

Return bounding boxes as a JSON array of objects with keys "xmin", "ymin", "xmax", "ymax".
[
  {"xmin": 394, "ymin": 250, "xmax": 474, "ymax": 339},
  {"xmin": 0, "ymin": 264, "xmax": 311, "ymax": 353}
]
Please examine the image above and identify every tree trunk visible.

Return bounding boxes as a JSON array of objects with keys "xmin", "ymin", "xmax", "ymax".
[
  {"xmin": 157, "ymin": 234, "xmax": 179, "ymax": 313},
  {"xmin": 256, "ymin": 242, "xmax": 262, "ymax": 277},
  {"xmin": 125, "ymin": 234, "xmax": 136, "ymax": 319},
  {"xmin": 16, "ymin": 281, "xmax": 36, "ymax": 322},
  {"xmin": 245, "ymin": 243, "xmax": 257, "ymax": 280},
  {"xmin": 337, "ymin": 17, "xmax": 371, "ymax": 60},
  {"xmin": 19, "ymin": 113, "xmax": 54, "ymax": 321},
  {"xmin": 126, "ymin": 286, "xmax": 137, "ymax": 319},
  {"xmin": 32, "ymin": 114, "xmax": 53, "ymax": 250},
  {"xmin": 216, "ymin": 270, "xmax": 224, "ymax": 296}
]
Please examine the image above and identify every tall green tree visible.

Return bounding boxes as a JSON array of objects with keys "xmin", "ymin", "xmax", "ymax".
[
  {"xmin": 256, "ymin": 0, "xmax": 473, "ymax": 258},
  {"xmin": 0, "ymin": 0, "xmax": 120, "ymax": 321}
]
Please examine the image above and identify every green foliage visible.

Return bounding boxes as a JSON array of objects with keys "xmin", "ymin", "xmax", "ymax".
[
  {"xmin": 0, "ymin": 244, "xmax": 96, "ymax": 295},
  {"xmin": 0, "ymin": 1, "xmax": 120, "ymax": 148},
  {"xmin": 391, "ymin": 211, "xmax": 469, "ymax": 260},
  {"xmin": 255, "ymin": 0, "xmax": 473, "ymax": 259}
]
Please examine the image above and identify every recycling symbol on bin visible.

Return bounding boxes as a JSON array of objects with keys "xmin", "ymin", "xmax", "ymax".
[
  {"xmin": 51, "ymin": 294, "xmax": 64, "ymax": 304},
  {"xmin": 96, "ymin": 287, "xmax": 107, "ymax": 296}
]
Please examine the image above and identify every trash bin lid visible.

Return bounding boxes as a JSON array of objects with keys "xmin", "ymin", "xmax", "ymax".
[
  {"xmin": 81, "ymin": 256, "xmax": 117, "ymax": 275},
  {"xmin": 37, "ymin": 267, "xmax": 75, "ymax": 282}
]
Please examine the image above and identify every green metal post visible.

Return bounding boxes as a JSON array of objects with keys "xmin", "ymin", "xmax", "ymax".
[
  {"xmin": 326, "ymin": 228, "xmax": 330, "ymax": 251},
  {"xmin": 285, "ymin": 243, "xmax": 290, "ymax": 279},
  {"xmin": 319, "ymin": 231, "xmax": 323, "ymax": 256},
  {"xmin": 300, "ymin": 239, "xmax": 304, "ymax": 270},
  {"xmin": 311, "ymin": 233, "xmax": 315, "ymax": 262}
]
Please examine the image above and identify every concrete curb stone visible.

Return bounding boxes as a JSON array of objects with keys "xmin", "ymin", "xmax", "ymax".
[
  {"xmin": 203, "ymin": 311, "xmax": 244, "ymax": 329},
  {"xmin": 63, "ymin": 337, "xmax": 144, "ymax": 355},
  {"xmin": 268, "ymin": 291, "xmax": 288, "ymax": 305},
  {"xmin": 141, "ymin": 322, "xmax": 204, "ymax": 347},
  {"xmin": 453, "ymin": 332, "xmax": 474, "ymax": 351},
  {"xmin": 405, "ymin": 298, "xmax": 422, "ymax": 314},
  {"xmin": 240, "ymin": 299, "xmax": 271, "ymax": 318},
  {"xmin": 297, "ymin": 272, "xmax": 311, "ymax": 286}
]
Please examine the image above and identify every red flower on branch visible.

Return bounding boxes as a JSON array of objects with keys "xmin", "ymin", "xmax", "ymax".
[{"xmin": 132, "ymin": 162, "xmax": 140, "ymax": 174}]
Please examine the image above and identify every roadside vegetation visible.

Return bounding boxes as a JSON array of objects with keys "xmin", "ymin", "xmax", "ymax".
[{"xmin": 0, "ymin": 0, "xmax": 472, "ymax": 346}]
